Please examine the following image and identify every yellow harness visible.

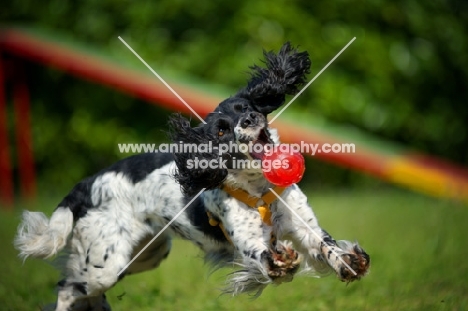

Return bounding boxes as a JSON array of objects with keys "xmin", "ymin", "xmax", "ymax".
[{"xmin": 207, "ymin": 185, "xmax": 285, "ymax": 243}]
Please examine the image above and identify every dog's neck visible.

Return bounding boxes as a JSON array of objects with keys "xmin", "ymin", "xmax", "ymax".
[
  {"xmin": 222, "ymin": 128, "xmax": 281, "ymax": 197},
  {"xmin": 223, "ymin": 169, "xmax": 272, "ymax": 197}
]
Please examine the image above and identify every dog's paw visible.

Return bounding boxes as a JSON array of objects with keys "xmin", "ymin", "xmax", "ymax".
[
  {"xmin": 264, "ymin": 241, "xmax": 302, "ymax": 282},
  {"xmin": 336, "ymin": 242, "xmax": 370, "ymax": 282}
]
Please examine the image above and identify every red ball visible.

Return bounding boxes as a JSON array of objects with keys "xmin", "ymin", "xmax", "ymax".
[{"xmin": 262, "ymin": 145, "xmax": 305, "ymax": 187}]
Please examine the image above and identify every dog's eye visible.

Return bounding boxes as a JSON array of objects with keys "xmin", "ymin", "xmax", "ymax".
[
  {"xmin": 218, "ymin": 129, "xmax": 225, "ymax": 136},
  {"xmin": 241, "ymin": 104, "xmax": 248, "ymax": 112}
]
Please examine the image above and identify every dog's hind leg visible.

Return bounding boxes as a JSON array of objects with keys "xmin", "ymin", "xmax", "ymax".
[
  {"xmin": 124, "ymin": 233, "xmax": 172, "ymax": 276},
  {"xmin": 52, "ymin": 287, "xmax": 111, "ymax": 311},
  {"xmin": 54, "ymin": 207, "xmax": 151, "ymax": 311},
  {"xmin": 54, "ymin": 233, "xmax": 171, "ymax": 311}
]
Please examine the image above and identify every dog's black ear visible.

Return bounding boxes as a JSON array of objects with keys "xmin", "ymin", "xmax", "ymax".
[
  {"xmin": 236, "ymin": 42, "xmax": 311, "ymax": 115},
  {"xmin": 168, "ymin": 114, "xmax": 228, "ymax": 196}
]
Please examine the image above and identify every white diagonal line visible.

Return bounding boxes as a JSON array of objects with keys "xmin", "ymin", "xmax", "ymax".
[
  {"xmin": 118, "ymin": 36, "xmax": 206, "ymax": 124},
  {"xmin": 117, "ymin": 188, "xmax": 206, "ymax": 276},
  {"xmin": 269, "ymin": 37, "xmax": 356, "ymax": 124},
  {"xmin": 268, "ymin": 188, "xmax": 357, "ymax": 276}
]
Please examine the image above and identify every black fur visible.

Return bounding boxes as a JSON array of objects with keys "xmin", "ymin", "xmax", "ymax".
[
  {"xmin": 105, "ymin": 152, "xmax": 174, "ymax": 184},
  {"xmin": 184, "ymin": 195, "xmax": 227, "ymax": 242},
  {"xmin": 235, "ymin": 42, "xmax": 311, "ymax": 115},
  {"xmin": 168, "ymin": 114, "xmax": 229, "ymax": 196}
]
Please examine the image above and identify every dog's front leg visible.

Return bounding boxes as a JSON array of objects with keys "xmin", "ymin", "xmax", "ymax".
[
  {"xmin": 205, "ymin": 191, "xmax": 300, "ymax": 295},
  {"xmin": 274, "ymin": 185, "xmax": 370, "ymax": 282}
]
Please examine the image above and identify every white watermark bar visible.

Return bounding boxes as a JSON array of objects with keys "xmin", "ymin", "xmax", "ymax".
[{"xmin": 117, "ymin": 142, "xmax": 356, "ymax": 156}]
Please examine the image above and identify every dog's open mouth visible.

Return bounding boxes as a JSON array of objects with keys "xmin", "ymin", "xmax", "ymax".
[{"xmin": 249, "ymin": 128, "xmax": 272, "ymax": 160}]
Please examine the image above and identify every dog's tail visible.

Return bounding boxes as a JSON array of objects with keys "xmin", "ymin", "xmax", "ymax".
[{"xmin": 14, "ymin": 207, "xmax": 74, "ymax": 260}]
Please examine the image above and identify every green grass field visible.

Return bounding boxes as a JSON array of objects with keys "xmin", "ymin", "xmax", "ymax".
[{"xmin": 1, "ymin": 189, "xmax": 467, "ymax": 310}]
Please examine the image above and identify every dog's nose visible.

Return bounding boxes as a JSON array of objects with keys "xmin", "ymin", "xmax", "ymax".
[{"xmin": 241, "ymin": 112, "xmax": 258, "ymax": 128}]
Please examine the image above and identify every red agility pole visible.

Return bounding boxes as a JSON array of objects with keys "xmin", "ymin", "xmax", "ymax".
[
  {"xmin": 0, "ymin": 53, "xmax": 14, "ymax": 208},
  {"xmin": 13, "ymin": 62, "xmax": 36, "ymax": 202}
]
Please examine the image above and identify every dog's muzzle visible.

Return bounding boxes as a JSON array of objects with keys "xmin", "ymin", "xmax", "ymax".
[
  {"xmin": 234, "ymin": 112, "xmax": 273, "ymax": 160},
  {"xmin": 240, "ymin": 112, "xmax": 262, "ymax": 129}
]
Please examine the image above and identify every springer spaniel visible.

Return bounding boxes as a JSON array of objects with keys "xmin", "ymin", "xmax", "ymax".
[{"xmin": 15, "ymin": 43, "xmax": 369, "ymax": 311}]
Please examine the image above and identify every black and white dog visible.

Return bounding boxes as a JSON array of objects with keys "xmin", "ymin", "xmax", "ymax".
[{"xmin": 15, "ymin": 43, "xmax": 369, "ymax": 311}]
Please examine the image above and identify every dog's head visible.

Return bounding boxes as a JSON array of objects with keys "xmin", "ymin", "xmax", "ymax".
[{"xmin": 169, "ymin": 42, "xmax": 310, "ymax": 196}]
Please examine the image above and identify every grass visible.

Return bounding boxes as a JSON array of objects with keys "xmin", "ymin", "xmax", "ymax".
[{"xmin": 1, "ymin": 189, "xmax": 467, "ymax": 310}]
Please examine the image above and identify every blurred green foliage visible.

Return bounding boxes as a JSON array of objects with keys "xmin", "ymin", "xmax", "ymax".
[{"xmin": 1, "ymin": 0, "xmax": 467, "ymax": 195}]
